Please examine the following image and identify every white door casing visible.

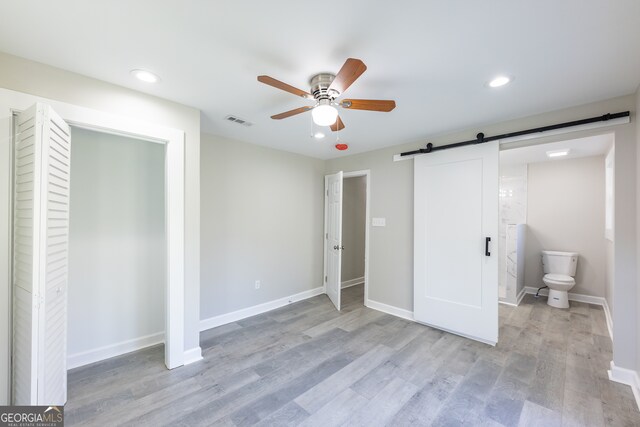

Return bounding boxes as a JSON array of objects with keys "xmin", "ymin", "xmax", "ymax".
[
  {"xmin": 413, "ymin": 141, "xmax": 499, "ymax": 345},
  {"xmin": 13, "ymin": 103, "xmax": 70, "ymax": 405},
  {"xmin": 324, "ymin": 172, "xmax": 343, "ymax": 310}
]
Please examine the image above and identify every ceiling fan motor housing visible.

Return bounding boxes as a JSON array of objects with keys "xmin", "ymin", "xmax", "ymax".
[{"xmin": 309, "ymin": 73, "xmax": 339, "ymax": 101}]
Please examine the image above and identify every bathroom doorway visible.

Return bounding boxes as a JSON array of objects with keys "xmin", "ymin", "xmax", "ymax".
[{"xmin": 498, "ymin": 133, "xmax": 613, "ymax": 315}]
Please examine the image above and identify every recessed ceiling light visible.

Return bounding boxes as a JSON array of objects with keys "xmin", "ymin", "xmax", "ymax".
[
  {"xmin": 131, "ymin": 69, "xmax": 160, "ymax": 83},
  {"xmin": 313, "ymin": 132, "xmax": 325, "ymax": 139},
  {"xmin": 488, "ymin": 75, "xmax": 511, "ymax": 88},
  {"xmin": 546, "ymin": 149, "xmax": 570, "ymax": 158}
]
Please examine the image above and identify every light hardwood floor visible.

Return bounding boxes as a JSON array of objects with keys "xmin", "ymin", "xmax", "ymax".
[{"xmin": 66, "ymin": 285, "xmax": 640, "ymax": 426}]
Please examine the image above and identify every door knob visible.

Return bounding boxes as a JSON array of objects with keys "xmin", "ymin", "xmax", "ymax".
[
  {"xmin": 333, "ymin": 245, "xmax": 339, "ymax": 250},
  {"xmin": 341, "ymin": 246, "xmax": 345, "ymax": 250}
]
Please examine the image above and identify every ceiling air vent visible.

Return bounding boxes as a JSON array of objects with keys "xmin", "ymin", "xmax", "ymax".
[{"xmin": 224, "ymin": 115, "xmax": 253, "ymax": 127}]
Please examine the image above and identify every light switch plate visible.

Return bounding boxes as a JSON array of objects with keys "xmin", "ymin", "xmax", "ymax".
[{"xmin": 372, "ymin": 217, "xmax": 386, "ymax": 227}]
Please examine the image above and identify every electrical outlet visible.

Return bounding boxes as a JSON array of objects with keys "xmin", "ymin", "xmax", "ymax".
[{"xmin": 255, "ymin": 280, "xmax": 261, "ymax": 289}]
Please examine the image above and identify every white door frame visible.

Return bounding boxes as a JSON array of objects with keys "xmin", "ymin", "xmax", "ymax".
[
  {"xmin": 0, "ymin": 88, "xmax": 185, "ymax": 391},
  {"xmin": 323, "ymin": 170, "xmax": 371, "ymax": 305}
]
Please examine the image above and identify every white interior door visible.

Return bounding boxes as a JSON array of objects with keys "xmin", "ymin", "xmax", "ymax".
[
  {"xmin": 324, "ymin": 172, "xmax": 343, "ymax": 310},
  {"xmin": 13, "ymin": 103, "xmax": 70, "ymax": 405},
  {"xmin": 414, "ymin": 142, "xmax": 499, "ymax": 345}
]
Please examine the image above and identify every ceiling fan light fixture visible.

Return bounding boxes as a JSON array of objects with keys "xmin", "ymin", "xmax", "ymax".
[
  {"xmin": 312, "ymin": 104, "xmax": 339, "ymax": 126},
  {"xmin": 258, "ymin": 58, "xmax": 395, "ymax": 133}
]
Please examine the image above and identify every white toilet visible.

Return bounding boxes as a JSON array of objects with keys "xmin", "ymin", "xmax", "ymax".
[{"xmin": 541, "ymin": 250, "xmax": 579, "ymax": 308}]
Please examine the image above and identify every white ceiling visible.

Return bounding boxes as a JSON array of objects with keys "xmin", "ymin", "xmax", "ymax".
[
  {"xmin": 0, "ymin": 1, "xmax": 639, "ymax": 159},
  {"xmin": 500, "ymin": 134, "xmax": 613, "ymax": 166}
]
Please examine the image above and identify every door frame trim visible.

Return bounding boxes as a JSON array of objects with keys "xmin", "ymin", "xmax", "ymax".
[
  {"xmin": 323, "ymin": 170, "xmax": 371, "ymax": 306},
  {"xmin": 323, "ymin": 176, "xmax": 328, "ymax": 297}
]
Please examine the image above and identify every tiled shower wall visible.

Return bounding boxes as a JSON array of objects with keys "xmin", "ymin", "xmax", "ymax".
[{"xmin": 499, "ymin": 164, "xmax": 527, "ymax": 304}]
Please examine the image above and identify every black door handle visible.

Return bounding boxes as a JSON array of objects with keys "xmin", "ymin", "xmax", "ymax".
[{"xmin": 485, "ymin": 237, "xmax": 491, "ymax": 256}]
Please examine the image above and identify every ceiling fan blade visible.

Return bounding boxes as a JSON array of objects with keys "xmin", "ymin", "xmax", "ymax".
[
  {"xmin": 330, "ymin": 116, "xmax": 345, "ymax": 132},
  {"xmin": 270, "ymin": 106, "xmax": 313, "ymax": 120},
  {"xmin": 328, "ymin": 58, "xmax": 367, "ymax": 95},
  {"xmin": 341, "ymin": 99, "xmax": 396, "ymax": 112},
  {"xmin": 258, "ymin": 75, "xmax": 314, "ymax": 99}
]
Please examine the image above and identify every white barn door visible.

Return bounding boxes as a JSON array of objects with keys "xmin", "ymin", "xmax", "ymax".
[
  {"xmin": 324, "ymin": 172, "xmax": 343, "ymax": 310},
  {"xmin": 413, "ymin": 142, "xmax": 499, "ymax": 345},
  {"xmin": 13, "ymin": 103, "xmax": 70, "ymax": 405}
]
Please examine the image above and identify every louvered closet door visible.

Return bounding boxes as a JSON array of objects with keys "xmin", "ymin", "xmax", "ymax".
[
  {"xmin": 13, "ymin": 103, "xmax": 70, "ymax": 405},
  {"xmin": 13, "ymin": 104, "xmax": 39, "ymax": 405}
]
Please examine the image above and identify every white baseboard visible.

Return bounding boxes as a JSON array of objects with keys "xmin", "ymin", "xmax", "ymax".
[
  {"xmin": 365, "ymin": 299, "xmax": 414, "ymax": 322},
  {"xmin": 200, "ymin": 286, "xmax": 325, "ymax": 332},
  {"xmin": 341, "ymin": 276, "xmax": 365, "ymax": 289},
  {"xmin": 608, "ymin": 361, "xmax": 640, "ymax": 411},
  {"xmin": 524, "ymin": 286, "xmax": 613, "ymax": 340},
  {"xmin": 67, "ymin": 332, "xmax": 164, "ymax": 370},
  {"xmin": 524, "ymin": 286, "xmax": 606, "ymax": 306},
  {"xmin": 498, "ymin": 287, "xmax": 527, "ymax": 307},
  {"xmin": 183, "ymin": 346, "xmax": 203, "ymax": 365},
  {"xmin": 498, "ymin": 300, "xmax": 518, "ymax": 307}
]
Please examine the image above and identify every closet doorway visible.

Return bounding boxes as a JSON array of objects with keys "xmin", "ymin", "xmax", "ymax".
[
  {"xmin": 67, "ymin": 128, "xmax": 166, "ymax": 370},
  {"xmin": 340, "ymin": 173, "xmax": 368, "ymax": 310},
  {"xmin": 2, "ymin": 91, "xmax": 186, "ymax": 405}
]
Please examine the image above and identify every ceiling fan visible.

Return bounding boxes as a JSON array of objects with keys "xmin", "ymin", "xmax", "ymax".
[{"xmin": 258, "ymin": 58, "xmax": 396, "ymax": 132}]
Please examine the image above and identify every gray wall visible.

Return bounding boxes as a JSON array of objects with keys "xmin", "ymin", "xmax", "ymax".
[
  {"xmin": 610, "ymin": 98, "xmax": 637, "ymax": 373},
  {"xmin": 68, "ymin": 128, "xmax": 165, "ymax": 356},
  {"xmin": 636, "ymin": 86, "xmax": 640, "ymax": 378},
  {"xmin": 200, "ymin": 134, "xmax": 325, "ymax": 319},
  {"xmin": 341, "ymin": 176, "xmax": 366, "ymax": 284},
  {"xmin": 606, "ymin": 240, "xmax": 614, "ymax": 314},
  {"xmin": 524, "ymin": 156, "xmax": 605, "ymax": 296},
  {"xmin": 605, "ymin": 146, "xmax": 615, "ymax": 317},
  {"xmin": 326, "ymin": 94, "xmax": 637, "ymax": 372}
]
